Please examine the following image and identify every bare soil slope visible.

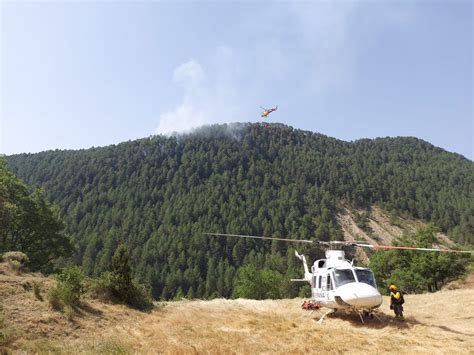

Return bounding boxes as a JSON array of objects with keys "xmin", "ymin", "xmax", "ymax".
[
  {"xmin": 337, "ymin": 206, "xmax": 456, "ymax": 262},
  {"xmin": 1, "ymin": 266, "xmax": 473, "ymax": 354}
]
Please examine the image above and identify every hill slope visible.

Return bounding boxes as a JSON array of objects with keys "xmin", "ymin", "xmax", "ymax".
[
  {"xmin": 6, "ymin": 123, "xmax": 474, "ymax": 299},
  {"xmin": 1, "ymin": 267, "xmax": 473, "ymax": 353}
]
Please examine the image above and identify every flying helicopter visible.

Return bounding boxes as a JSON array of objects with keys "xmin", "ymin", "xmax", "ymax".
[
  {"xmin": 260, "ymin": 105, "xmax": 278, "ymax": 118},
  {"xmin": 205, "ymin": 233, "xmax": 473, "ymax": 324}
]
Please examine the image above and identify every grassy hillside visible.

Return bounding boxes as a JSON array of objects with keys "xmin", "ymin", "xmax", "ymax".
[
  {"xmin": 5, "ymin": 123, "xmax": 474, "ymax": 299},
  {"xmin": 1, "ymin": 263, "xmax": 473, "ymax": 354}
]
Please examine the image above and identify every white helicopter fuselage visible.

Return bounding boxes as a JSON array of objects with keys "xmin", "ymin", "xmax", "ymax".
[{"xmin": 295, "ymin": 250, "xmax": 382, "ymax": 312}]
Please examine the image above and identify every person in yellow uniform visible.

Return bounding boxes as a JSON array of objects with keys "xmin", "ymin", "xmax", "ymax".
[{"xmin": 389, "ymin": 284, "xmax": 405, "ymax": 320}]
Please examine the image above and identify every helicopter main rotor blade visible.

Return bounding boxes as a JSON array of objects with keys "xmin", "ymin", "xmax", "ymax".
[
  {"xmin": 309, "ymin": 240, "xmax": 474, "ymax": 253},
  {"xmin": 315, "ymin": 241, "xmax": 473, "ymax": 253},
  {"xmin": 204, "ymin": 233, "xmax": 474, "ymax": 253},
  {"xmin": 204, "ymin": 233, "xmax": 314, "ymax": 244},
  {"xmin": 205, "ymin": 234, "xmax": 374, "ymax": 247},
  {"xmin": 365, "ymin": 244, "xmax": 474, "ymax": 253}
]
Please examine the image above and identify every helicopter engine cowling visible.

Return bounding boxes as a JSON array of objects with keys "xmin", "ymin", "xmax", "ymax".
[{"xmin": 335, "ymin": 282, "xmax": 382, "ymax": 309}]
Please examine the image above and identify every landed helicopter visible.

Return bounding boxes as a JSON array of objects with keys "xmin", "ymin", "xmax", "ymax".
[
  {"xmin": 260, "ymin": 105, "xmax": 278, "ymax": 118},
  {"xmin": 205, "ymin": 233, "xmax": 473, "ymax": 324}
]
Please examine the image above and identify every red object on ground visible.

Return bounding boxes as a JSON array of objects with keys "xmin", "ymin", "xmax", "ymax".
[{"xmin": 301, "ymin": 300, "xmax": 320, "ymax": 310}]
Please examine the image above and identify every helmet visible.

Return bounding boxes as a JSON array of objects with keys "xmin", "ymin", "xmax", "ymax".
[{"xmin": 389, "ymin": 284, "xmax": 397, "ymax": 291}]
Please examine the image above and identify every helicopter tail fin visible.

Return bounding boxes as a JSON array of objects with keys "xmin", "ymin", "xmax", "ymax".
[{"xmin": 294, "ymin": 250, "xmax": 311, "ymax": 282}]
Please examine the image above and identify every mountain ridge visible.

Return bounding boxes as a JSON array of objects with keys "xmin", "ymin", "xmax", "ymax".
[{"xmin": 7, "ymin": 122, "xmax": 472, "ymax": 161}]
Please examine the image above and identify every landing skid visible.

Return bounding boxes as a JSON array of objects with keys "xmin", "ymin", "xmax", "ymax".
[
  {"xmin": 316, "ymin": 309, "xmax": 335, "ymax": 324},
  {"xmin": 371, "ymin": 312, "xmax": 382, "ymax": 322},
  {"xmin": 313, "ymin": 308, "xmax": 382, "ymax": 324},
  {"xmin": 359, "ymin": 310, "xmax": 382, "ymax": 324}
]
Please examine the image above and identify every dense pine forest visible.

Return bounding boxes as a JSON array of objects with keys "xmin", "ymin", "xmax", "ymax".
[{"xmin": 5, "ymin": 123, "xmax": 474, "ymax": 299}]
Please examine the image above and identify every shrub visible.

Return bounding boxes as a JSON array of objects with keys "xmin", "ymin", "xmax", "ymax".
[
  {"xmin": 89, "ymin": 245, "xmax": 153, "ymax": 311},
  {"xmin": 126, "ymin": 281, "xmax": 154, "ymax": 311},
  {"xmin": 2, "ymin": 251, "xmax": 29, "ymax": 273},
  {"xmin": 48, "ymin": 266, "xmax": 85, "ymax": 311},
  {"xmin": 109, "ymin": 245, "xmax": 153, "ymax": 310},
  {"xmin": 32, "ymin": 281, "xmax": 43, "ymax": 301},
  {"xmin": 2, "ymin": 251, "xmax": 29, "ymax": 264},
  {"xmin": 89, "ymin": 272, "xmax": 116, "ymax": 302},
  {"xmin": 56, "ymin": 266, "xmax": 84, "ymax": 305},
  {"xmin": 298, "ymin": 284, "xmax": 311, "ymax": 298},
  {"xmin": 234, "ymin": 265, "xmax": 284, "ymax": 299},
  {"xmin": 90, "ymin": 272, "xmax": 153, "ymax": 311},
  {"xmin": 371, "ymin": 226, "xmax": 468, "ymax": 293}
]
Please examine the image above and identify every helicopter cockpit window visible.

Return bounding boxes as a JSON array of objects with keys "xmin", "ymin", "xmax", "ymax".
[
  {"xmin": 355, "ymin": 269, "xmax": 376, "ymax": 287},
  {"xmin": 333, "ymin": 269, "xmax": 356, "ymax": 287}
]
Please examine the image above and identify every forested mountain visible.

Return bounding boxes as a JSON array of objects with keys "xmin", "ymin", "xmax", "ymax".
[{"xmin": 6, "ymin": 123, "xmax": 474, "ymax": 299}]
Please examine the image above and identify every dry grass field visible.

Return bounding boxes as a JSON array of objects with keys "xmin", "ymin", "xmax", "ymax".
[{"xmin": 1, "ymin": 264, "xmax": 473, "ymax": 354}]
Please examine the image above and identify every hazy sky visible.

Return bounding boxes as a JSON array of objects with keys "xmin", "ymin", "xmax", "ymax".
[{"xmin": 1, "ymin": 1, "xmax": 472, "ymax": 159}]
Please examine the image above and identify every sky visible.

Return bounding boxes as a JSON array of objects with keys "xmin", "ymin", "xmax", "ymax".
[{"xmin": 1, "ymin": 0, "xmax": 472, "ymax": 159}]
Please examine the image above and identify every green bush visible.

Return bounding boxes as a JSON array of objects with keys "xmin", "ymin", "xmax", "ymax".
[
  {"xmin": 2, "ymin": 251, "xmax": 29, "ymax": 264},
  {"xmin": 48, "ymin": 266, "xmax": 85, "ymax": 310},
  {"xmin": 89, "ymin": 245, "xmax": 153, "ymax": 311},
  {"xmin": 56, "ymin": 266, "xmax": 84, "ymax": 305},
  {"xmin": 90, "ymin": 271, "xmax": 153, "ymax": 311},
  {"xmin": 298, "ymin": 284, "xmax": 311, "ymax": 298},
  {"xmin": 371, "ymin": 226, "xmax": 469, "ymax": 293},
  {"xmin": 3, "ymin": 251, "xmax": 29, "ymax": 273},
  {"xmin": 234, "ymin": 265, "xmax": 284, "ymax": 299},
  {"xmin": 89, "ymin": 272, "xmax": 116, "ymax": 302}
]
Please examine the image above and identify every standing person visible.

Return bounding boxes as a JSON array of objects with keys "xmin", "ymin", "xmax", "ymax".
[{"xmin": 389, "ymin": 284, "xmax": 405, "ymax": 320}]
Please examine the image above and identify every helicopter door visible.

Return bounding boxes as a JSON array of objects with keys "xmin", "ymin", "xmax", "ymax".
[
  {"xmin": 326, "ymin": 273, "xmax": 333, "ymax": 300},
  {"xmin": 327, "ymin": 274, "xmax": 333, "ymax": 291}
]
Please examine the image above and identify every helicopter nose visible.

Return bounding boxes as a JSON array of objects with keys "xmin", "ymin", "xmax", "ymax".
[{"xmin": 336, "ymin": 283, "xmax": 382, "ymax": 308}]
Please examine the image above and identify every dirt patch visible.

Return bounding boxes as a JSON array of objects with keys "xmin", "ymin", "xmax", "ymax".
[{"xmin": 337, "ymin": 206, "xmax": 455, "ymax": 249}]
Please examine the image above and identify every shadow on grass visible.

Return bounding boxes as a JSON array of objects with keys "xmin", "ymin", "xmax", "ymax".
[
  {"xmin": 74, "ymin": 302, "xmax": 104, "ymax": 317},
  {"xmin": 315, "ymin": 310, "xmax": 474, "ymax": 336}
]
